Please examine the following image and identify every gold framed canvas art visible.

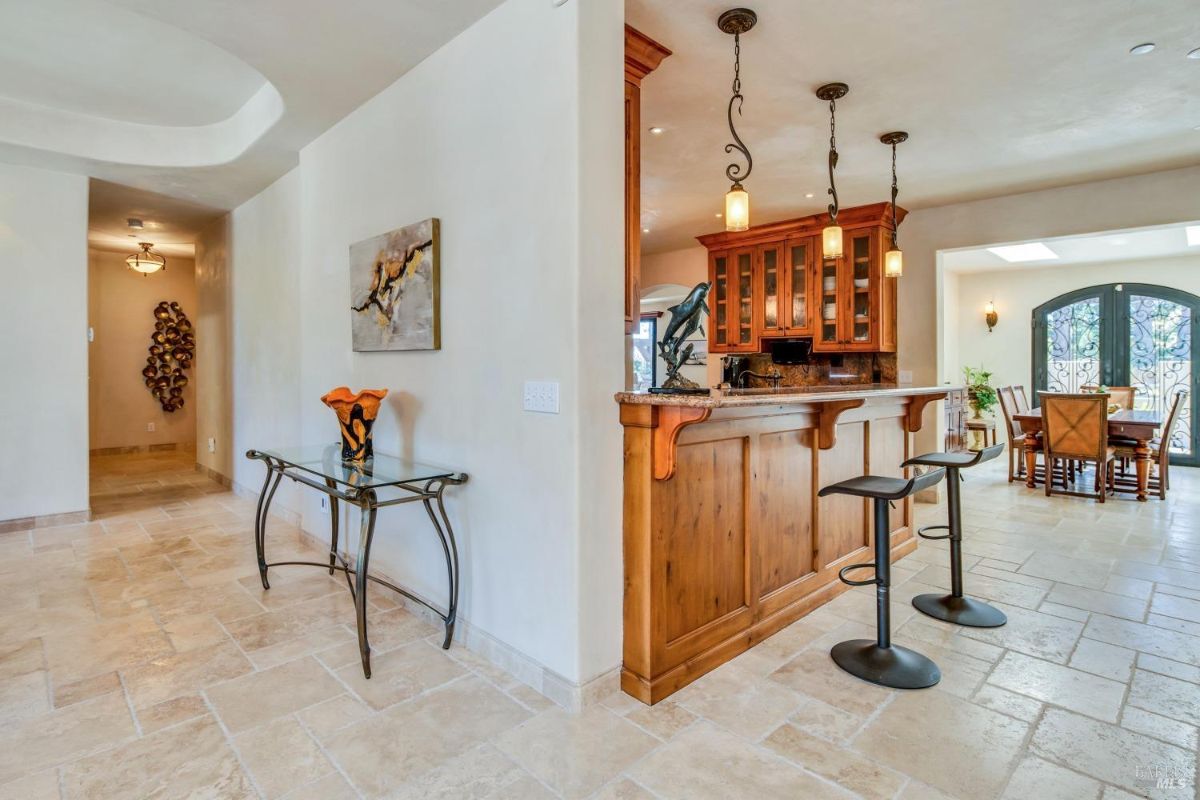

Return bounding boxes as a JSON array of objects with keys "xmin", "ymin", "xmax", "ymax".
[{"xmin": 349, "ymin": 218, "xmax": 440, "ymax": 351}]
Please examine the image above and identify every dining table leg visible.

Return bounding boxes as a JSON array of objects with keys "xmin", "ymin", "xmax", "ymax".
[
  {"xmin": 1024, "ymin": 435, "xmax": 1039, "ymax": 490},
  {"xmin": 1133, "ymin": 438, "xmax": 1152, "ymax": 502}
]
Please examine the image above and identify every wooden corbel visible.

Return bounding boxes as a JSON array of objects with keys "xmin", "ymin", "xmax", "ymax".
[
  {"xmin": 817, "ymin": 399, "xmax": 865, "ymax": 450},
  {"xmin": 906, "ymin": 392, "xmax": 948, "ymax": 433},
  {"xmin": 652, "ymin": 406, "xmax": 710, "ymax": 480}
]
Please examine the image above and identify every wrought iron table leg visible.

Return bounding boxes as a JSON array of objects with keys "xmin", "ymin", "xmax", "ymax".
[
  {"xmin": 355, "ymin": 491, "xmax": 378, "ymax": 679},
  {"xmin": 423, "ymin": 487, "xmax": 460, "ymax": 649},
  {"xmin": 325, "ymin": 478, "xmax": 339, "ymax": 575},
  {"xmin": 254, "ymin": 463, "xmax": 283, "ymax": 590}
]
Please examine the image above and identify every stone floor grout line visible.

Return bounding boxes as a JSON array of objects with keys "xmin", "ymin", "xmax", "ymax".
[
  {"xmin": 199, "ymin": 690, "xmax": 271, "ymax": 800},
  {"xmin": 290, "ymin": 711, "xmax": 368, "ymax": 800},
  {"xmin": 116, "ymin": 671, "xmax": 145, "ymax": 738}
]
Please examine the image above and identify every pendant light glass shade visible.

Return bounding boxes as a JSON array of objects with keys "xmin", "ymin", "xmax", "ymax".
[
  {"xmin": 725, "ymin": 184, "xmax": 749, "ymax": 232},
  {"xmin": 884, "ymin": 247, "xmax": 903, "ymax": 278},
  {"xmin": 126, "ymin": 242, "xmax": 166, "ymax": 275},
  {"xmin": 822, "ymin": 225, "xmax": 843, "ymax": 259}
]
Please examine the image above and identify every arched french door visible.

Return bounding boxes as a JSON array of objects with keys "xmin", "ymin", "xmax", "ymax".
[{"xmin": 1032, "ymin": 283, "xmax": 1198, "ymax": 466}]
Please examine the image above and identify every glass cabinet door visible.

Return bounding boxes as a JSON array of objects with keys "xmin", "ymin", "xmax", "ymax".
[
  {"xmin": 787, "ymin": 239, "xmax": 810, "ymax": 333},
  {"xmin": 849, "ymin": 232, "xmax": 873, "ymax": 344},
  {"xmin": 712, "ymin": 252, "xmax": 729, "ymax": 348},
  {"xmin": 761, "ymin": 246, "xmax": 780, "ymax": 331},
  {"xmin": 818, "ymin": 252, "xmax": 840, "ymax": 346},
  {"xmin": 735, "ymin": 249, "xmax": 754, "ymax": 347}
]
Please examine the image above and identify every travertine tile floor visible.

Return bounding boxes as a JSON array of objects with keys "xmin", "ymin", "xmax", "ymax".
[{"xmin": 1, "ymin": 451, "xmax": 1198, "ymax": 799}]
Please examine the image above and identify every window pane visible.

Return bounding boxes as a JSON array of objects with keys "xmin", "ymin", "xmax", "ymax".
[
  {"xmin": 1129, "ymin": 294, "xmax": 1192, "ymax": 455},
  {"xmin": 1045, "ymin": 297, "xmax": 1100, "ymax": 393}
]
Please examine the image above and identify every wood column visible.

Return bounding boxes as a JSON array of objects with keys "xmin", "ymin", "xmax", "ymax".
[{"xmin": 624, "ymin": 26, "xmax": 671, "ymax": 334}]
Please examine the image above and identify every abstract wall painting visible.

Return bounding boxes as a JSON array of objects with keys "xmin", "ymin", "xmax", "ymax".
[{"xmin": 349, "ymin": 218, "xmax": 440, "ymax": 351}]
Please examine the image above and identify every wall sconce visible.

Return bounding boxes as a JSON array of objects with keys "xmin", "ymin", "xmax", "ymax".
[{"xmin": 985, "ymin": 300, "xmax": 999, "ymax": 332}]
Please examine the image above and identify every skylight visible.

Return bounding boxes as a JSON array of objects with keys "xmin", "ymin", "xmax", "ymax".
[
  {"xmin": 1186, "ymin": 225, "xmax": 1200, "ymax": 246},
  {"xmin": 986, "ymin": 243, "xmax": 1060, "ymax": 263}
]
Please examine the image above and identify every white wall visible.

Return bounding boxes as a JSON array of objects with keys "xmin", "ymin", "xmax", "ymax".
[
  {"xmin": 88, "ymin": 250, "xmax": 197, "ymax": 451},
  {"xmin": 226, "ymin": 0, "xmax": 623, "ymax": 689},
  {"xmin": 0, "ymin": 164, "xmax": 89, "ymax": 521},
  {"xmin": 899, "ymin": 164, "xmax": 1200, "ymax": 455},
  {"xmin": 229, "ymin": 168, "xmax": 302, "ymax": 514},
  {"xmin": 951, "ymin": 255, "xmax": 1200, "ymax": 439}
]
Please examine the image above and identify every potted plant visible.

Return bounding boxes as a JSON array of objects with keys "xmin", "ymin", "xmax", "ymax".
[{"xmin": 962, "ymin": 365, "xmax": 998, "ymax": 420}]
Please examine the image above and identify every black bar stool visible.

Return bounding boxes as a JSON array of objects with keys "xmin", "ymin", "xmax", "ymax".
[
  {"xmin": 820, "ymin": 467, "xmax": 947, "ymax": 689},
  {"xmin": 903, "ymin": 442, "xmax": 1007, "ymax": 628}
]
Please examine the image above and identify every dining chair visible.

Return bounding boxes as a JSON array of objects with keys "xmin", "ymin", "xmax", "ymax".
[
  {"xmin": 1111, "ymin": 390, "xmax": 1188, "ymax": 500},
  {"xmin": 997, "ymin": 386, "xmax": 1026, "ymax": 483},
  {"xmin": 1040, "ymin": 392, "xmax": 1115, "ymax": 503},
  {"xmin": 1013, "ymin": 385, "xmax": 1030, "ymax": 413}
]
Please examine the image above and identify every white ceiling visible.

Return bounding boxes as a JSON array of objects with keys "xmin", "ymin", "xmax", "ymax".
[
  {"xmin": 942, "ymin": 222, "xmax": 1200, "ymax": 274},
  {"xmin": 88, "ymin": 180, "xmax": 225, "ymax": 258},
  {"xmin": 0, "ymin": 0, "xmax": 506, "ymax": 210},
  {"xmin": 627, "ymin": 0, "xmax": 1200, "ymax": 254}
]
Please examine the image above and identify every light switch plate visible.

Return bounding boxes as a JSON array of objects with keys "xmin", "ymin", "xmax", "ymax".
[
  {"xmin": 523, "ymin": 380, "xmax": 560, "ymax": 414},
  {"xmin": 899, "ymin": 370, "xmax": 913, "ymax": 384},
  {"xmin": 207, "ymin": 437, "xmax": 216, "ymax": 453}
]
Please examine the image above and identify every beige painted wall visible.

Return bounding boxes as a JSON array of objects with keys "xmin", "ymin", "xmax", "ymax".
[
  {"xmin": 88, "ymin": 249, "xmax": 196, "ymax": 451},
  {"xmin": 0, "ymin": 164, "xmax": 89, "ymax": 521},
  {"xmin": 950, "ymin": 254, "xmax": 1200, "ymax": 442},
  {"xmin": 195, "ymin": 215, "xmax": 233, "ymax": 479}
]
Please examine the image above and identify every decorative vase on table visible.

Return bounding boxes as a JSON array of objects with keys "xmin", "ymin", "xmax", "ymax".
[
  {"xmin": 962, "ymin": 365, "xmax": 998, "ymax": 450},
  {"xmin": 321, "ymin": 387, "xmax": 389, "ymax": 462}
]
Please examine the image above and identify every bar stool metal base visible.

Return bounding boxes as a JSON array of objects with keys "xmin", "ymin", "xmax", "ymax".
[
  {"xmin": 912, "ymin": 593, "xmax": 1007, "ymax": 628},
  {"xmin": 830, "ymin": 640, "xmax": 941, "ymax": 689}
]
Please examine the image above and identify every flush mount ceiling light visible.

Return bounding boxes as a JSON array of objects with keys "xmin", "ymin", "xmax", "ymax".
[
  {"xmin": 126, "ymin": 242, "xmax": 166, "ymax": 275},
  {"xmin": 880, "ymin": 131, "xmax": 908, "ymax": 278},
  {"xmin": 1129, "ymin": 43, "xmax": 1156, "ymax": 55},
  {"xmin": 1186, "ymin": 225, "xmax": 1200, "ymax": 246},
  {"xmin": 817, "ymin": 82, "xmax": 849, "ymax": 258},
  {"xmin": 648, "ymin": 126, "xmax": 665, "ymax": 135},
  {"xmin": 1189, "ymin": 47, "xmax": 1200, "ymax": 59},
  {"xmin": 987, "ymin": 242, "xmax": 1059, "ymax": 263},
  {"xmin": 718, "ymin": 7, "xmax": 757, "ymax": 232}
]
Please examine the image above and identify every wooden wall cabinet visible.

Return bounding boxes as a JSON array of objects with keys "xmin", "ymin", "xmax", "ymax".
[{"xmin": 699, "ymin": 203, "xmax": 903, "ymax": 355}]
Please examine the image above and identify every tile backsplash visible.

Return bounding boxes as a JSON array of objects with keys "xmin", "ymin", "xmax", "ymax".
[{"xmin": 744, "ymin": 352, "xmax": 898, "ymax": 387}]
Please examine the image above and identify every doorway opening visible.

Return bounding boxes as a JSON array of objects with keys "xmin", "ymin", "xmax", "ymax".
[{"xmin": 1032, "ymin": 283, "xmax": 1197, "ymax": 465}]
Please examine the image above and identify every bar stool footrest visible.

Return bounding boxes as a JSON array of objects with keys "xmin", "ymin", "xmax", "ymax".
[
  {"xmin": 837, "ymin": 562, "xmax": 878, "ymax": 587},
  {"xmin": 830, "ymin": 639, "xmax": 941, "ymax": 689},
  {"xmin": 916, "ymin": 524, "xmax": 952, "ymax": 541},
  {"xmin": 912, "ymin": 593, "xmax": 1007, "ymax": 628}
]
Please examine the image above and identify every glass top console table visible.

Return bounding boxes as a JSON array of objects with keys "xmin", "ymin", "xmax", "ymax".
[{"xmin": 246, "ymin": 445, "xmax": 468, "ymax": 678}]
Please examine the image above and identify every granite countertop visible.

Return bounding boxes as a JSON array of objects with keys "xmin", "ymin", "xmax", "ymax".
[{"xmin": 614, "ymin": 384, "xmax": 957, "ymax": 408}]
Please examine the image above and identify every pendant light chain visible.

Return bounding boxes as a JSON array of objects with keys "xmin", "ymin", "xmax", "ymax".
[
  {"xmin": 826, "ymin": 96, "xmax": 840, "ymax": 224},
  {"xmin": 724, "ymin": 29, "xmax": 752, "ymax": 185},
  {"xmin": 890, "ymin": 141, "xmax": 899, "ymax": 248}
]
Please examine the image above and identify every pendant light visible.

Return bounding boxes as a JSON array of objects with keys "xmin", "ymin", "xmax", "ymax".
[
  {"xmin": 126, "ymin": 242, "xmax": 166, "ymax": 275},
  {"xmin": 880, "ymin": 131, "xmax": 908, "ymax": 278},
  {"xmin": 718, "ymin": 8, "xmax": 757, "ymax": 232},
  {"xmin": 816, "ymin": 83, "xmax": 848, "ymax": 257}
]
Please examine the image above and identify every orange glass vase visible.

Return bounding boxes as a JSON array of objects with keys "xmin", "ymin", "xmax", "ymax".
[{"xmin": 321, "ymin": 387, "xmax": 389, "ymax": 462}]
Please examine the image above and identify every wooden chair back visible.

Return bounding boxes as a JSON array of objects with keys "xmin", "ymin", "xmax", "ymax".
[
  {"xmin": 1040, "ymin": 392, "xmax": 1109, "ymax": 462},
  {"xmin": 1159, "ymin": 390, "xmax": 1189, "ymax": 468},
  {"xmin": 1080, "ymin": 384, "xmax": 1136, "ymax": 410},
  {"xmin": 997, "ymin": 386, "xmax": 1021, "ymax": 438},
  {"xmin": 1014, "ymin": 385, "xmax": 1030, "ymax": 412}
]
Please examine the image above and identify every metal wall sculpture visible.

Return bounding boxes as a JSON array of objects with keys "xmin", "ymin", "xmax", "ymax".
[
  {"xmin": 142, "ymin": 301, "xmax": 194, "ymax": 412},
  {"xmin": 653, "ymin": 282, "xmax": 711, "ymax": 393}
]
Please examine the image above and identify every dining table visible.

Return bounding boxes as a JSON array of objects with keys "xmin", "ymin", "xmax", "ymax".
[{"xmin": 1012, "ymin": 407, "xmax": 1162, "ymax": 501}]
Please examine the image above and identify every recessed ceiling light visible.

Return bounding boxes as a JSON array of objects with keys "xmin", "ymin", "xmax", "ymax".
[
  {"xmin": 805, "ymin": 193, "xmax": 814, "ymax": 198},
  {"xmin": 1129, "ymin": 43, "xmax": 1156, "ymax": 55},
  {"xmin": 648, "ymin": 126, "xmax": 665, "ymax": 135},
  {"xmin": 1188, "ymin": 47, "xmax": 1200, "ymax": 59},
  {"xmin": 987, "ymin": 243, "xmax": 1059, "ymax": 263},
  {"xmin": 643, "ymin": 228, "xmax": 651, "ymax": 234},
  {"xmin": 715, "ymin": 213, "xmax": 723, "ymax": 218},
  {"xmin": 1186, "ymin": 225, "xmax": 1200, "ymax": 246}
]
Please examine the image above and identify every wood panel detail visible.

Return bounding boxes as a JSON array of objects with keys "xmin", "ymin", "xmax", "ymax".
[
  {"xmin": 620, "ymin": 395, "xmax": 925, "ymax": 704},
  {"xmin": 906, "ymin": 391, "xmax": 947, "ymax": 433}
]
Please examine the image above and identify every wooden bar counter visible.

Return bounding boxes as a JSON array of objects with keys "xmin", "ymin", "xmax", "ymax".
[{"xmin": 615, "ymin": 385, "xmax": 948, "ymax": 704}]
